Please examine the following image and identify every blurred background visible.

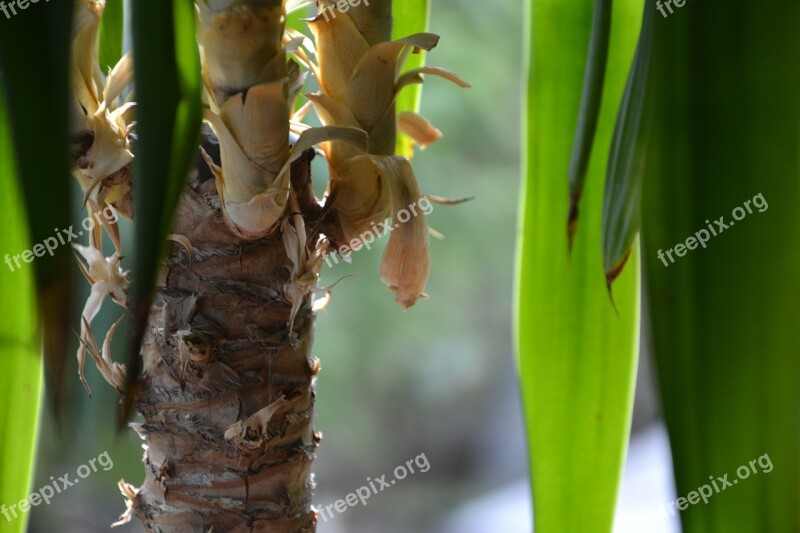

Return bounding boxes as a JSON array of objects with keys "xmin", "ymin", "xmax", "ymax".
[{"xmin": 27, "ymin": 0, "xmax": 679, "ymax": 531}]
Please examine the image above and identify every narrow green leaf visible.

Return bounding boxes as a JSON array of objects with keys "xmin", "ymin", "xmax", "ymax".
[
  {"xmin": 567, "ymin": 0, "xmax": 613, "ymax": 249},
  {"xmin": 601, "ymin": 2, "xmax": 653, "ymax": 288},
  {"xmin": 516, "ymin": 0, "xmax": 642, "ymax": 531},
  {"xmin": 642, "ymin": 1, "xmax": 800, "ymax": 531},
  {"xmin": 286, "ymin": 2, "xmax": 310, "ymax": 33},
  {"xmin": 0, "ymin": 87, "xmax": 42, "ymax": 533},
  {"xmin": 392, "ymin": 0, "xmax": 429, "ymax": 158},
  {"xmin": 0, "ymin": 2, "xmax": 74, "ymax": 413},
  {"xmin": 125, "ymin": 0, "xmax": 203, "ymax": 417},
  {"xmin": 98, "ymin": 0, "xmax": 124, "ymax": 71}
]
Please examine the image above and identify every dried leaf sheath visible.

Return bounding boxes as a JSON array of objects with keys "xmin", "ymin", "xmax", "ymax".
[
  {"xmin": 308, "ymin": 3, "xmax": 469, "ymax": 307},
  {"xmin": 197, "ymin": 0, "xmax": 293, "ymax": 237}
]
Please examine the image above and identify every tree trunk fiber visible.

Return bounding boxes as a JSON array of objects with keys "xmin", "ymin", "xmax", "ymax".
[{"xmin": 130, "ymin": 139, "xmax": 320, "ymax": 532}]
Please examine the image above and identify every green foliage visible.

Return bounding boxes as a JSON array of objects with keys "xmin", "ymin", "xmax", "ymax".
[
  {"xmin": 516, "ymin": 0, "xmax": 642, "ymax": 531},
  {"xmin": 125, "ymin": 0, "xmax": 203, "ymax": 415},
  {"xmin": 567, "ymin": 0, "xmax": 612, "ymax": 247},
  {"xmin": 98, "ymin": 0, "xmax": 124, "ymax": 71},
  {"xmin": 601, "ymin": 2, "xmax": 652, "ymax": 284},
  {"xmin": 0, "ymin": 0, "xmax": 73, "ymax": 414},
  {"xmin": 642, "ymin": 1, "xmax": 800, "ymax": 530},
  {"xmin": 521, "ymin": 0, "xmax": 800, "ymax": 531},
  {"xmin": 0, "ymin": 3, "xmax": 73, "ymax": 528},
  {"xmin": 0, "ymin": 88, "xmax": 43, "ymax": 533},
  {"xmin": 392, "ymin": 0, "xmax": 429, "ymax": 157}
]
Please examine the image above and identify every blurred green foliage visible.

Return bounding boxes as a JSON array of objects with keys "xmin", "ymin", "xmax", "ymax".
[
  {"xmin": 0, "ymin": 87, "xmax": 42, "ymax": 533},
  {"xmin": 643, "ymin": 1, "xmax": 800, "ymax": 531}
]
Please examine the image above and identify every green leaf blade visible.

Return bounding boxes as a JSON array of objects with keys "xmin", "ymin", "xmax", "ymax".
[
  {"xmin": 601, "ymin": 2, "xmax": 653, "ymax": 287},
  {"xmin": 516, "ymin": 0, "xmax": 643, "ymax": 531},
  {"xmin": 0, "ymin": 87, "xmax": 43, "ymax": 533},
  {"xmin": 98, "ymin": 0, "xmax": 125, "ymax": 71},
  {"xmin": 642, "ymin": 2, "xmax": 800, "ymax": 531},
  {"xmin": 567, "ymin": 0, "xmax": 613, "ymax": 248},
  {"xmin": 0, "ymin": 2, "xmax": 74, "ymax": 413},
  {"xmin": 392, "ymin": 0, "xmax": 429, "ymax": 158}
]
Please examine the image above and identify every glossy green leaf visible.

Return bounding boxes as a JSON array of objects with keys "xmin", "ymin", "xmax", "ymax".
[
  {"xmin": 0, "ymin": 2, "xmax": 74, "ymax": 413},
  {"xmin": 98, "ymin": 0, "xmax": 124, "ymax": 71},
  {"xmin": 0, "ymin": 87, "xmax": 42, "ymax": 533},
  {"xmin": 392, "ymin": 0, "xmax": 429, "ymax": 158},
  {"xmin": 515, "ymin": 0, "xmax": 642, "ymax": 531},
  {"xmin": 125, "ymin": 0, "xmax": 203, "ymax": 416},
  {"xmin": 642, "ymin": 1, "xmax": 800, "ymax": 531},
  {"xmin": 567, "ymin": 0, "xmax": 612, "ymax": 248},
  {"xmin": 601, "ymin": 2, "xmax": 652, "ymax": 287}
]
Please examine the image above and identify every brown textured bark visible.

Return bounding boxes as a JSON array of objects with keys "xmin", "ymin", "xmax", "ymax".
[{"xmin": 131, "ymin": 136, "xmax": 322, "ymax": 532}]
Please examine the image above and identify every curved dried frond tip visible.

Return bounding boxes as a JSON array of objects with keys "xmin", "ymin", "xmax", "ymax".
[
  {"xmin": 80, "ymin": 317, "xmax": 127, "ymax": 393},
  {"xmin": 398, "ymin": 111, "xmax": 442, "ymax": 150},
  {"xmin": 111, "ymin": 479, "xmax": 137, "ymax": 527},
  {"xmin": 73, "ymin": 244, "xmax": 129, "ymax": 395},
  {"xmin": 282, "ymin": 191, "xmax": 334, "ymax": 332},
  {"xmin": 372, "ymin": 156, "xmax": 430, "ymax": 308},
  {"xmin": 224, "ymin": 395, "xmax": 286, "ymax": 447}
]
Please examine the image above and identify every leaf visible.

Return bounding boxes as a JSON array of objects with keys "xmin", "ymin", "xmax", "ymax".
[
  {"xmin": 642, "ymin": 1, "xmax": 800, "ymax": 531},
  {"xmin": 125, "ymin": 0, "xmax": 203, "ymax": 420},
  {"xmin": 601, "ymin": 1, "xmax": 653, "ymax": 289},
  {"xmin": 0, "ymin": 0, "xmax": 74, "ymax": 416},
  {"xmin": 567, "ymin": 0, "xmax": 613, "ymax": 249},
  {"xmin": 98, "ymin": 0, "xmax": 125, "ymax": 71},
  {"xmin": 286, "ymin": 0, "xmax": 311, "ymax": 32},
  {"xmin": 515, "ymin": 0, "xmax": 642, "ymax": 531},
  {"xmin": 392, "ymin": 0, "xmax": 430, "ymax": 158},
  {"xmin": 0, "ymin": 85, "xmax": 43, "ymax": 533}
]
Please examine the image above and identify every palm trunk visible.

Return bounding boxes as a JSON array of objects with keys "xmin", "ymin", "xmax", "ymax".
[
  {"xmin": 122, "ymin": 1, "xmax": 331, "ymax": 529},
  {"xmin": 129, "ymin": 136, "xmax": 320, "ymax": 532}
]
